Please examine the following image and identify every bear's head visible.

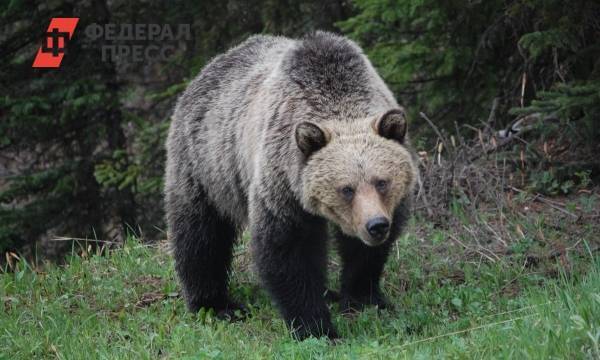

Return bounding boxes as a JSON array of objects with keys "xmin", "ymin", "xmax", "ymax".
[{"xmin": 296, "ymin": 109, "xmax": 417, "ymax": 246}]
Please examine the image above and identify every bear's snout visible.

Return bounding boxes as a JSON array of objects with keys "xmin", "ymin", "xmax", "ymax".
[
  {"xmin": 350, "ymin": 183, "xmax": 393, "ymax": 246},
  {"xmin": 366, "ymin": 216, "xmax": 390, "ymax": 243}
]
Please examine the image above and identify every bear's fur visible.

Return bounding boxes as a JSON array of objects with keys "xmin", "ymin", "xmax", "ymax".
[{"xmin": 165, "ymin": 31, "xmax": 418, "ymax": 340}]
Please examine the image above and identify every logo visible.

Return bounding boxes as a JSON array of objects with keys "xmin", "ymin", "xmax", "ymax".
[
  {"xmin": 32, "ymin": 18, "xmax": 79, "ymax": 68},
  {"xmin": 83, "ymin": 23, "xmax": 191, "ymax": 64}
]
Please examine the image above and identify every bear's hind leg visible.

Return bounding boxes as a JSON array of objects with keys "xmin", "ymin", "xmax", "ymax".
[{"xmin": 166, "ymin": 185, "xmax": 241, "ymax": 318}]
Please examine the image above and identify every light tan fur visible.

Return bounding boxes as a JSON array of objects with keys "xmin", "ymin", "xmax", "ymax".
[{"xmin": 299, "ymin": 114, "xmax": 417, "ymax": 246}]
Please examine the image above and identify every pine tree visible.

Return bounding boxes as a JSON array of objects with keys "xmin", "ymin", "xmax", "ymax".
[
  {"xmin": 0, "ymin": 1, "xmax": 135, "ymax": 255},
  {"xmin": 339, "ymin": 0, "xmax": 600, "ymax": 143}
]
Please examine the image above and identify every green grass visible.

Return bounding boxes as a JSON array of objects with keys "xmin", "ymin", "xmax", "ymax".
[{"xmin": 1, "ymin": 235, "xmax": 599, "ymax": 359}]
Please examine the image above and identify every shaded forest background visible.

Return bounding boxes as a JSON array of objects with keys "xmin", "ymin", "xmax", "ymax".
[{"xmin": 1, "ymin": 0, "xmax": 599, "ymax": 260}]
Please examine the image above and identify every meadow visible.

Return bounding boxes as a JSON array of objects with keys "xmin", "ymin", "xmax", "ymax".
[{"xmin": 2, "ymin": 210, "xmax": 598, "ymax": 358}]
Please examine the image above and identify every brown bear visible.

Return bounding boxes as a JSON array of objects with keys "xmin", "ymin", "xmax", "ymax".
[{"xmin": 165, "ymin": 31, "xmax": 418, "ymax": 340}]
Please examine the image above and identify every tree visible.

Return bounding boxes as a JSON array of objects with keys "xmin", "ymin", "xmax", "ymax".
[
  {"xmin": 339, "ymin": 0, "xmax": 600, "ymax": 143},
  {"xmin": 0, "ymin": 0, "xmax": 135, "ymax": 255},
  {"xmin": 0, "ymin": 0, "xmax": 353, "ymax": 258}
]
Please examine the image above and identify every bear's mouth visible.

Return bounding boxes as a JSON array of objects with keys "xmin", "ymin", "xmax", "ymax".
[{"xmin": 358, "ymin": 232, "xmax": 388, "ymax": 247}]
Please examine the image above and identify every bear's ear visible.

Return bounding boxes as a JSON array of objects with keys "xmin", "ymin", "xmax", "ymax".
[
  {"xmin": 295, "ymin": 121, "xmax": 331, "ymax": 157},
  {"xmin": 373, "ymin": 109, "xmax": 407, "ymax": 144}
]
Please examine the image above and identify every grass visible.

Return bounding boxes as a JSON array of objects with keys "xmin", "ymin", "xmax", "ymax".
[{"xmin": 1, "ymin": 221, "xmax": 599, "ymax": 359}]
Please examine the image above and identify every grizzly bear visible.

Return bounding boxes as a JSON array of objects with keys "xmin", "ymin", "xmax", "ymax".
[{"xmin": 165, "ymin": 31, "xmax": 418, "ymax": 340}]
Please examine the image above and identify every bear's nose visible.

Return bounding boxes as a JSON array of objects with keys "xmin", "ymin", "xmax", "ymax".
[{"xmin": 366, "ymin": 217, "xmax": 390, "ymax": 241}]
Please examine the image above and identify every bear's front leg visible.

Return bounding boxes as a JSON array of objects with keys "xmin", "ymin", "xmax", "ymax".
[
  {"xmin": 335, "ymin": 230, "xmax": 393, "ymax": 313},
  {"xmin": 335, "ymin": 202, "xmax": 409, "ymax": 313},
  {"xmin": 251, "ymin": 202, "xmax": 337, "ymax": 340}
]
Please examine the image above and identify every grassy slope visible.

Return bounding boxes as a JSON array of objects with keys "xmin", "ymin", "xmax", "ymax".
[{"xmin": 1, "ymin": 229, "xmax": 599, "ymax": 359}]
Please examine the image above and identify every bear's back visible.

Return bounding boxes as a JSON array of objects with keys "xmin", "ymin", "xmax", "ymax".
[
  {"xmin": 173, "ymin": 35, "xmax": 290, "ymax": 122},
  {"xmin": 166, "ymin": 32, "xmax": 398, "ymax": 224}
]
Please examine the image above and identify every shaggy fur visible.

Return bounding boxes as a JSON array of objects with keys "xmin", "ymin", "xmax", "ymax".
[{"xmin": 165, "ymin": 31, "xmax": 418, "ymax": 340}]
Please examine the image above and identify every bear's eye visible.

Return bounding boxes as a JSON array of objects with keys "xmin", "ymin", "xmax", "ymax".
[
  {"xmin": 340, "ymin": 186, "xmax": 355, "ymax": 201},
  {"xmin": 375, "ymin": 179, "xmax": 389, "ymax": 193}
]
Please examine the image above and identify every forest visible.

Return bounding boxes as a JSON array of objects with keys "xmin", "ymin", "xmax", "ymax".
[
  {"xmin": 1, "ymin": 0, "xmax": 598, "ymax": 257},
  {"xmin": 1, "ymin": 0, "xmax": 599, "ymax": 357}
]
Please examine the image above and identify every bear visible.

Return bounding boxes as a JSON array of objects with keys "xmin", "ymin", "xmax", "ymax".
[{"xmin": 164, "ymin": 31, "xmax": 418, "ymax": 340}]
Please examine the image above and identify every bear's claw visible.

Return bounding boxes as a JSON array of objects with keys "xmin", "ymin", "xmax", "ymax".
[
  {"xmin": 339, "ymin": 291, "xmax": 391, "ymax": 314},
  {"xmin": 215, "ymin": 301, "xmax": 250, "ymax": 322},
  {"xmin": 292, "ymin": 321, "xmax": 339, "ymax": 341}
]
